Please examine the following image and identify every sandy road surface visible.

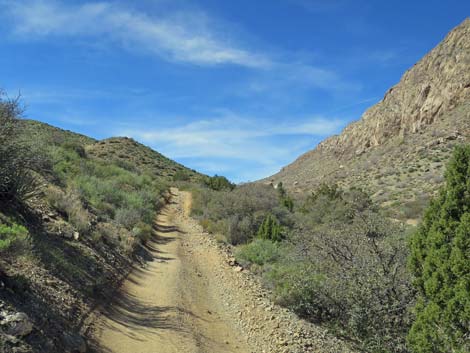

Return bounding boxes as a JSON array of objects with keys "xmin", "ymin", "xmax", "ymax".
[{"xmin": 91, "ymin": 188, "xmax": 251, "ymax": 353}]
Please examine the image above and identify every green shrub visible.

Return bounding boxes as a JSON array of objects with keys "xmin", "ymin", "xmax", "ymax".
[
  {"xmin": 191, "ymin": 181, "xmax": 413, "ymax": 351},
  {"xmin": 132, "ymin": 222, "xmax": 153, "ymax": 244},
  {"xmin": 46, "ymin": 186, "xmax": 91, "ymax": 234},
  {"xmin": 48, "ymin": 145, "xmax": 83, "ymax": 184},
  {"xmin": 289, "ymin": 187, "xmax": 413, "ymax": 352},
  {"xmin": 408, "ymin": 145, "xmax": 470, "ymax": 353},
  {"xmin": 0, "ymin": 223, "xmax": 29, "ymax": 252},
  {"xmin": 191, "ymin": 184, "xmax": 282, "ymax": 244},
  {"xmin": 62, "ymin": 141, "xmax": 86, "ymax": 158},
  {"xmin": 173, "ymin": 169, "xmax": 191, "ymax": 182},
  {"xmin": 267, "ymin": 262, "xmax": 330, "ymax": 321},
  {"xmin": 282, "ymin": 196, "xmax": 294, "ymax": 212},
  {"xmin": 236, "ymin": 239, "xmax": 281, "ymax": 267},
  {"xmin": 45, "ymin": 142, "xmax": 167, "ymax": 251},
  {"xmin": 115, "ymin": 207, "xmax": 141, "ymax": 230}
]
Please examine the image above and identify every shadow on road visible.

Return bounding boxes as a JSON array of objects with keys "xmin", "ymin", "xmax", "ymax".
[{"xmin": 87, "ymin": 200, "xmax": 201, "ymax": 352}]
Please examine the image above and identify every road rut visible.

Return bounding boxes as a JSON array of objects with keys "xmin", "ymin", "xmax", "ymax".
[{"xmin": 92, "ymin": 188, "xmax": 250, "ymax": 353}]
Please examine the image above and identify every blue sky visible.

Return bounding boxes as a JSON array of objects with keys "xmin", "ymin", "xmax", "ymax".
[{"xmin": 0, "ymin": 0, "xmax": 469, "ymax": 182}]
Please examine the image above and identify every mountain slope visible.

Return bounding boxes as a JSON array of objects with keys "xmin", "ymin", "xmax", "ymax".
[
  {"xmin": 20, "ymin": 119, "xmax": 201, "ymax": 182},
  {"xmin": 87, "ymin": 137, "xmax": 200, "ymax": 181},
  {"xmin": 266, "ymin": 18, "xmax": 470, "ymax": 222},
  {"xmin": 0, "ymin": 119, "xmax": 203, "ymax": 353}
]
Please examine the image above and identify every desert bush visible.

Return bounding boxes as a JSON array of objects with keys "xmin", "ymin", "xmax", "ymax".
[
  {"xmin": 267, "ymin": 261, "xmax": 330, "ymax": 321},
  {"xmin": 48, "ymin": 145, "xmax": 83, "ymax": 184},
  {"xmin": 192, "ymin": 183, "xmax": 284, "ymax": 244},
  {"xmin": 0, "ymin": 93, "xmax": 43, "ymax": 203},
  {"xmin": 115, "ymin": 207, "xmax": 141, "ymax": 230},
  {"xmin": 226, "ymin": 214, "xmax": 257, "ymax": 244},
  {"xmin": 120, "ymin": 228, "xmax": 136, "ymax": 254},
  {"xmin": 46, "ymin": 186, "xmax": 91, "ymax": 234},
  {"xmin": 62, "ymin": 141, "xmax": 86, "ymax": 158},
  {"xmin": 173, "ymin": 169, "xmax": 191, "ymax": 182},
  {"xmin": 72, "ymin": 164, "xmax": 161, "ymax": 225},
  {"xmin": 93, "ymin": 222, "xmax": 119, "ymax": 245},
  {"xmin": 113, "ymin": 158, "xmax": 139, "ymax": 173},
  {"xmin": 280, "ymin": 187, "xmax": 414, "ymax": 352},
  {"xmin": 401, "ymin": 194, "xmax": 430, "ymax": 220},
  {"xmin": 0, "ymin": 222, "xmax": 29, "ymax": 252},
  {"xmin": 132, "ymin": 222, "xmax": 153, "ymax": 244},
  {"xmin": 193, "ymin": 180, "xmax": 414, "ymax": 351},
  {"xmin": 236, "ymin": 238, "xmax": 281, "ymax": 267},
  {"xmin": 45, "ymin": 141, "xmax": 167, "ymax": 252}
]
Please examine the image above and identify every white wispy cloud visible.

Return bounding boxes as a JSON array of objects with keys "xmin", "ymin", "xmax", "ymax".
[
  {"xmin": 1, "ymin": 0, "xmax": 270, "ymax": 68},
  {"xmin": 0, "ymin": 0, "xmax": 361, "ymax": 95},
  {"xmin": 116, "ymin": 114, "xmax": 345, "ymax": 181}
]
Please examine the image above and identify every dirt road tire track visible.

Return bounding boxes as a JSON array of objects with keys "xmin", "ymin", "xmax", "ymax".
[{"xmin": 90, "ymin": 188, "xmax": 354, "ymax": 353}]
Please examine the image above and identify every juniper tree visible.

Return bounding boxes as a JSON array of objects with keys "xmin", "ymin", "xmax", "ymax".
[
  {"xmin": 277, "ymin": 182, "xmax": 294, "ymax": 212},
  {"xmin": 257, "ymin": 213, "xmax": 283, "ymax": 242},
  {"xmin": 408, "ymin": 145, "xmax": 470, "ymax": 352}
]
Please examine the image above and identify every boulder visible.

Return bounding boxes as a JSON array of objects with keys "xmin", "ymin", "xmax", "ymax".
[{"xmin": 1, "ymin": 312, "xmax": 33, "ymax": 337}]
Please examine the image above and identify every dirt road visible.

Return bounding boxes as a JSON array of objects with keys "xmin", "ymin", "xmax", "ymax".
[{"xmin": 90, "ymin": 188, "xmax": 353, "ymax": 353}]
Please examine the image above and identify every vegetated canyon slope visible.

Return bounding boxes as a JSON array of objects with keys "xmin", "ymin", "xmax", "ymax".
[
  {"xmin": 22, "ymin": 119, "xmax": 201, "ymax": 182},
  {"xmin": 0, "ymin": 120, "xmax": 202, "ymax": 353},
  {"xmin": 266, "ymin": 18, "xmax": 470, "ymax": 223}
]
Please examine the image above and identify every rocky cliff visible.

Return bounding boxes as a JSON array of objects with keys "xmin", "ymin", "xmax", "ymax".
[
  {"xmin": 320, "ymin": 18, "xmax": 470, "ymax": 156},
  {"xmin": 267, "ymin": 18, "xmax": 470, "ymax": 222}
]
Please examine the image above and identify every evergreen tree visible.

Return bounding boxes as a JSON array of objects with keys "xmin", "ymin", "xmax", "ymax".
[
  {"xmin": 408, "ymin": 145, "xmax": 470, "ymax": 353},
  {"xmin": 257, "ymin": 214, "xmax": 283, "ymax": 242},
  {"xmin": 204, "ymin": 175, "xmax": 235, "ymax": 191},
  {"xmin": 277, "ymin": 182, "xmax": 294, "ymax": 212},
  {"xmin": 282, "ymin": 197, "xmax": 294, "ymax": 212},
  {"xmin": 277, "ymin": 182, "xmax": 286, "ymax": 198}
]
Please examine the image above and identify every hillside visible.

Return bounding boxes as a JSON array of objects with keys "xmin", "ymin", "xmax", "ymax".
[
  {"xmin": 0, "ymin": 118, "xmax": 204, "ymax": 353},
  {"xmin": 266, "ymin": 18, "xmax": 470, "ymax": 222},
  {"xmin": 20, "ymin": 120, "xmax": 200, "ymax": 182}
]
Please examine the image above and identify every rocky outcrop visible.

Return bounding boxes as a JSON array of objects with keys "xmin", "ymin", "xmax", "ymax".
[
  {"xmin": 318, "ymin": 18, "xmax": 470, "ymax": 156},
  {"xmin": 265, "ymin": 19, "xmax": 470, "ymax": 220},
  {"xmin": 1, "ymin": 312, "xmax": 33, "ymax": 337}
]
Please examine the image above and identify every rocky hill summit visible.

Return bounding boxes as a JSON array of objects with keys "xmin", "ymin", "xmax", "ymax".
[{"xmin": 267, "ymin": 18, "xmax": 470, "ymax": 222}]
